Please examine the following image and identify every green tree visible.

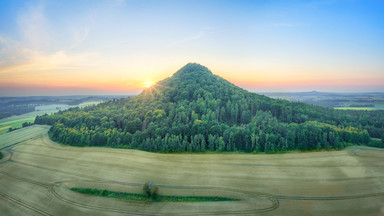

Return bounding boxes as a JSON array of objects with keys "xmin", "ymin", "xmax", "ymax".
[{"xmin": 143, "ymin": 183, "xmax": 159, "ymax": 200}]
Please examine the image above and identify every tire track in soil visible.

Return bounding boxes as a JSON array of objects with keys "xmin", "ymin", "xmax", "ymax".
[
  {"xmin": 0, "ymin": 170, "xmax": 50, "ymax": 188},
  {"xmin": 5, "ymin": 158, "xmax": 383, "ymax": 215},
  {"xmin": 50, "ymin": 181, "xmax": 279, "ymax": 215},
  {"xmin": 0, "ymin": 127, "xmax": 47, "ymax": 150},
  {"xmin": 276, "ymin": 192, "xmax": 384, "ymax": 200},
  {"xmin": 48, "ymin": 184, "xmax": 158, "ymax": 216},
  {"xmin": 0, "ymin": 191, "xmax": 53, "ymax": 216},
  {"xmin": 2, "ymin": 127, "xmax": 381, "ymax": 215},
  {"xmin": 9, "ymin": 152, "xmax": 384, "ymax": 183}
]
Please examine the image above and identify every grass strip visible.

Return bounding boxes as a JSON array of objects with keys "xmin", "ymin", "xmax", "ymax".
[
  {"xmin": 71, "ymin": 187, "xmax": 239, "ymax": 202},
  {"xmin": 0, "ymin": 117, "xmax": 35, "ymax": 135}
]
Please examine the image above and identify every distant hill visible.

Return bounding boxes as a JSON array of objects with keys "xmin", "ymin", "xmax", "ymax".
[
  {"xmin": 258, "ymin": 91, "xmax": 384, "ymax": 109},
  {"xmin": 35, "ymin": 63, "xmax": 384, "ymax": 152}
]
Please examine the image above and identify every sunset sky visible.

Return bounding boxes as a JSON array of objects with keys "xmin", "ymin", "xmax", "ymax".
[{"xmin": 0, "ymin": 0, "xmax": 383, "ymax": 96}]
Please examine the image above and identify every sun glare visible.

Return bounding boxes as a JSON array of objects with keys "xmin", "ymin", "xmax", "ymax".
[{"xmin": 143, "ymin": 81, "xmax": 155, "ymax": 88}]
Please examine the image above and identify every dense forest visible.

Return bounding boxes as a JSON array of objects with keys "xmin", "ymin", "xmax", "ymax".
[{"xmin": 35, "ymin": 63, "xmax": 384, "ymax": 152}]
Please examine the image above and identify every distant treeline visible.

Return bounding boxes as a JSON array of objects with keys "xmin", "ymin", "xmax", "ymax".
[
  {"xmin": 0, "ymin": 95, "xmax": 123, "ymax": 120},
  {"xmin": 35, "ymin": 63, "xmax": 384, "ymax": 152},
  {"xmin": 0, "ymin": 104, "xmax": 35, "ymax": 120}
]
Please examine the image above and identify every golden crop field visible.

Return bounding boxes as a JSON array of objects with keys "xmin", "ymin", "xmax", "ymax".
[{"xmin": 0, "ymin": 125, "xmax": 383, "ymax": 215}]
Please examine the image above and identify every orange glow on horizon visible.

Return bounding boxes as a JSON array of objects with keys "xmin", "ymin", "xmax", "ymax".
[
  {"xmin": 2, "ymin": 70, "xmax": 384, "ymax": 95},
  {"xmin": 1, "ymin": 62, "xmax": 383, "ymax": 96}
]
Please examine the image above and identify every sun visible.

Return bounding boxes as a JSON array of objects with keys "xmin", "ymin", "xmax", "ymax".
[{"xmin": 143, "ymin": 81, "xmax": 155, "ymax": 88}]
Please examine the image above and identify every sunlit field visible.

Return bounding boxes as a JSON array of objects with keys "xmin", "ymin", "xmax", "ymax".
[
  {"xmin": 0, "ymin": 102, "xmax": 101, "ymax": 135},
  {"xmin": 0, "ymin": 117, "xmax": 34, "ymax": 135},
  {"xmin": 335, "ymin": 107, "xmax": 376, "ymax": 111},
  {"xmin": 335, "ymin": 104, "xmax": 384, "ymax": 111},
  {"xmin": 0, "ymin": 125, "xmax": 383, "ymax": 215}
]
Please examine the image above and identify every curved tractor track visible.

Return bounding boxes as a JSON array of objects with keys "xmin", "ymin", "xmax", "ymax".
[
  {"xmin": 49, "ymin": 181, "xmax": 280, "ymax": 215},
  {"xmin": 0, "ymin": 125, "xmax": 383, "ymax": 215},
  {"xmin": 0, "ymin": 191, "xmax": 53, "ymax": 216}
]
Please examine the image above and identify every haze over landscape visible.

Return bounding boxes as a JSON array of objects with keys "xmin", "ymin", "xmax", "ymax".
[{"xmin": 1, "ymin": 0, "xmax": 384, "ymax": 96}]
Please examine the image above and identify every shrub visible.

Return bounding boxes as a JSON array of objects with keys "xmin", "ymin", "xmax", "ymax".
[
  {"xmin": 150, "ymin": 185, "xmax": 159, "ymax": 200},
  {"xmin": 142, "ymin": 182, "xmax": 159, "ymax": 200}
]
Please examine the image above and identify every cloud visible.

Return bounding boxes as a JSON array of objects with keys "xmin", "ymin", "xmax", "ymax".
[
  {"xmin": 69, "ymin": 28, "xmax": 90, "ymax": 50},
  {"xmin": 0, "ymin": 2, "xmax": 98, "ymax": 76},
  {"xmin": 168, "ymin": 31, "xmax": 204, "ymax": 47},
  {"xmin": 0, "ymin": 47, "xmax": 99, "ymax": 75},
  {"xmin": 0, "ymin": 35, "xmax": 33, "ymax": 72},
  {"xmin": 17, "ymin": 4, "xmax": 51, "ymax": 50}
]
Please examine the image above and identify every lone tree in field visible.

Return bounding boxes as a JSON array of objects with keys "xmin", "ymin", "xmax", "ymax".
[{"xmin": 143, "ymin": 182, "xmax": 159, "ymax": 200}]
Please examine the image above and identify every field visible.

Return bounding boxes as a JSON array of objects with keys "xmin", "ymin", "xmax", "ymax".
[
  {"xmin": 334, "ymin": 107, "xmax": 376, "ymax": 111},
  {"xmin": 0, "ymin": 125, "xmax": 383, "ymax": 215},
  {"xmin": 260, "ymin": 92, "xmax": 384, "ymax": 110},
  {"xmin": 334, "ymin": 104, "xmax": 384, "ymax": 111},
  {"xmin": 0, "ymin": 117, "xmax": 35, "ymax": 135},
  {"xmin": 0, "ymin": 102, "xmax": 101, "ymax": 135}
]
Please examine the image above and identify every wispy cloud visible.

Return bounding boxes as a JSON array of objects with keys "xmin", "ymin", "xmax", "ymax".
[
  {"xmin": 0, "ymin": 3, "xmax": 96, "ymax": 76},
  {"xmin": 0, "ymin": 47, "xmax": 99, "ymax": 75},
  {"xmin": 69, "ymin": 28, "xmax": 90, "ymax": 50},
  {"xmin": 17, "ymin": 4, "xmax": 51, "ymax": 50},
  {"xmin": 168, "ymin": 31, "xmax": 204, "ymax": 47}
]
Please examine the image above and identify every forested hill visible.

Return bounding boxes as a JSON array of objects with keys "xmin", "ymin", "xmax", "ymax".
[{"xmin": 35, "ymin": 63, "xmax": 384, "ymax": 152}]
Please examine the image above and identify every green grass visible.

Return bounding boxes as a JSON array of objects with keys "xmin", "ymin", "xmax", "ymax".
[
  {"xmin": 0, "ymin": 117, "xmax": 35, "ymax": 135},
  {"xmin": 0, "ymin": 151, "xmax": 3, "ymax": 159},
  {"xmin": 70, "ymin": 187, "xmax": 239, "ymax": 203}
]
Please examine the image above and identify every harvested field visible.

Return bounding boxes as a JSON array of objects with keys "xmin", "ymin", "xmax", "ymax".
[{"xmin": 0, "ymin": 125, "xmax": 383, "ymax": 215}]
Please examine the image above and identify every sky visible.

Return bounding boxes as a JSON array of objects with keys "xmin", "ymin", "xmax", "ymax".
[{"xmin": 0, "ymin": 0, "xmax": 383, "ymax": 96}]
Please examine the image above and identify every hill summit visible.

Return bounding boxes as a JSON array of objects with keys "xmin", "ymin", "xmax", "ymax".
[
  {"xmin": 142, "ymin": 63, "xmax": 247, "ymax": 104},
  {"xmin": 172, "ymin": 63, "xmax": 213, "ymax": 77},
  {"xmin": 36, "ymin": 63, "xmax": 382, "ymax": 152}
]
